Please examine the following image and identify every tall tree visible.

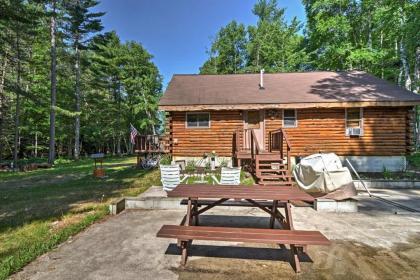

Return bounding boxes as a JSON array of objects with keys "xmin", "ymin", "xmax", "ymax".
[
  {"xmin": 200, "ymin": 21, "xmax": 247, "ymax": 74},
  {"xmin": 200, "ymin": 0, "xmax": 307, "ymax": 74},
  {"xmin": 48, "ymin": 0, "xmax": 58, "ymax": 164},
  {"xmin": 63, "ymin": 0, "xmax": 104, "ymax": 159},
  {"xmin": 247, "ymin": 0, "xmax": 307, "ymax": 72}
]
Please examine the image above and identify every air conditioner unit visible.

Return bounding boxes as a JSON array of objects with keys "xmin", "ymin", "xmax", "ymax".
[{"xmin": 347, "ymin": 127, "xmax": 362, "ymax": 136}]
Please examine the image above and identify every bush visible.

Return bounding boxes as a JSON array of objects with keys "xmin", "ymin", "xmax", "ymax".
[
  {"xmin": 185, "ymin": 160, "xmax": 196, "ymax": 173},
  {"xmin": 159, "ymin": 154, "xmax": 172, "ymax": 165}
]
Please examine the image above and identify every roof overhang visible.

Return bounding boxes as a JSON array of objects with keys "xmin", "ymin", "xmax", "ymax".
[{"xmin": 159, "ymin": 101, "xmax": 420, "ymax": 111}]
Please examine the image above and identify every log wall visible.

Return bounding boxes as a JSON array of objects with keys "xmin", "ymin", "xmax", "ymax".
[
  {"xmin": 169, "ymin": 111, "xmax": 243, "ymax": 157},
  {"xmin": 264, "ymin": 107, "xmax": 412, "ymax": 156},
  {"xmin": 168, "ymin": 106, "xmax": 413, "ymax": 157}
]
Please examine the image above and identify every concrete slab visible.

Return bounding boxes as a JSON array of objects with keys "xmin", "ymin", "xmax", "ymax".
[
  {"xmin": 314, "ymin": 198, "xmax": 358, "ymax": 212},
  {"xmin": 125, "ymin": 186, "xmax": 184, "ymax": 210},
  {"xmin": 140, "ymin": 185, "xmax": 168, "ymax": 198},
  {"xmin": 10, "ymin": 189, "xmax": 420, "ymax": 280},
  {"xmin": 354, "ymin": 180, "xmax": 420, "ymax": 189}
]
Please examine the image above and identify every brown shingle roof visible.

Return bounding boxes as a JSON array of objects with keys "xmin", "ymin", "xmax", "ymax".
[{"xmin": 159, "ymin": 71, "xmax": 420, "ymax": 108}]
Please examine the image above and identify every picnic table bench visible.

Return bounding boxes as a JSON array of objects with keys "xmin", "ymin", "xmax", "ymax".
[{"xmin": 157, "ymin": 184, "xmax": 330, "ymax": 273}]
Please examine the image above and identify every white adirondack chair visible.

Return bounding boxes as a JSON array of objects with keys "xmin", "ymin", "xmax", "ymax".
[
  {"xmin": 160, "ymin": 164, "xmax": 189, "ymax": 191},
  {"xmin": 211, "ymin": 167, "xmax": 241, "ymax": 185}
]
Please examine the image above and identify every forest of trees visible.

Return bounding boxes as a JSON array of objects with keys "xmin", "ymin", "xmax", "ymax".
[
  {"xmin": 0, "ymin": 0, "xmax": 162, "ymax": 166},
  {"xmin": 0, "ymin": 0, "xmax": 419, "ymax": 167},
  {"xmin": 200, "ymin": 0, "xmax": 419, "ymax": 94}
]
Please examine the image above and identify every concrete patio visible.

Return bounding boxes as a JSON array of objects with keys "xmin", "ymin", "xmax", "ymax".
[{"xmin": 11, "ymin": 189, "xmax": 420, "ymax": 280}]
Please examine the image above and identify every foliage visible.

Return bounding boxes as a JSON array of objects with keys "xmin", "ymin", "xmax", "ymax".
[
  {"xmin": 303, "ymin": 0, "xmax": 419, "ymax": 91},
  {"xmin": 407, "ymin": 152, "xmax": 420, "ymax": 169},
  {"xmin": 200, "ymin": 0, "xmax": 420, "ymax": 95},
  {"xmin": 200, "ymin": 0, "xmax": 308, "ymax": 74},
  {"xmin": 219, "ymin": 158, "xmax": 229, "ymax": 168},
  {"xmin": 0, "ymin": 0, "xmax": 162, "ymax": 162},
  {"xmin": 382, "ymin": 166, "xmax": 392, "ymax": 179},
  {"xmin": 185, "ymin": 160, "xmax": 197, "ymax": 173},
  {"xmin": 159, "ymin": 154, "xmax": 172, "ymax": 165},
  {"xmin": 204, "ymin": 161, "xmax": 212, "ymax": 173}
]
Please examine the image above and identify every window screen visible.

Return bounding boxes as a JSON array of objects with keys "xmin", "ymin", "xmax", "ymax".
[
  {"xmin": 346, "ymin": 108, "xmax": 362, "ymax": 128},
  {"xmin": 186, "ymin": 113, "xmax": 210, "ymax": 128},
  {"xmin": 345, "ymin": 108, "xmax": 364, "ymax": 136},
  {"xmin": 283, "ymin": 109, "xmax": 297, "ymax": 127}
]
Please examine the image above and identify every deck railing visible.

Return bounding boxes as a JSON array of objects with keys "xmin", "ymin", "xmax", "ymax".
[
  {"xmin": 269, "ymin": 128, "xmax": 292, "ymax": 171},
  {"xmin": 234, "ymin": 128, "xmax": 262, "ymax": 154},
  {"xmin": 135, "ymin": 134, "xmax": 169, "ymax": 153},
  {"xmin": 249, "ymin": 129, "xmax": 261, "ymax": 163}
]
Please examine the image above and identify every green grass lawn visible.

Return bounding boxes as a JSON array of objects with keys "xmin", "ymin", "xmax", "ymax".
[{"xmin": 0, "ymin": 156, "xmax": 160, "ymax": 280}]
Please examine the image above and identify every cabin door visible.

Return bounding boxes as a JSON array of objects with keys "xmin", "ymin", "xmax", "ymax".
[{"xmin": 244, "ymin": 110, "xmax": 265, "ymax": 151}]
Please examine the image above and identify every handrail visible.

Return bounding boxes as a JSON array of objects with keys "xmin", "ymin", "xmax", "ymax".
[
  {"xmin": 249, "ymin": 129, "xmax": 261, "ymax": 174},
  {"xmin": 270, "ymin": 128, "xmax": 292, "ymax": 149},
  {"xmin": 234, "ymin": 128, "xmax": 242, "ymax": 153},
  {"xmin": 269, "ymin": 128, "xmax": 292, "ymax": 171},
  {"xmin": 250, "ymin": 129, "xmax": 261, "ymax": 154}
]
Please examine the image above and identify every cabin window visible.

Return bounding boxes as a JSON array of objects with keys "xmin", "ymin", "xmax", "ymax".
[
  {"xmin": 283, "ymin": 109, "xmax": 297, "ymax": 128},
  {"xmin": 186, "ymin": 112, "xmax": 210, "ymax": 128},
  {"xmin": 345, "ymin": 108, "xmax": 363, "ymax": 136},
  {"xmin": 247, "ymin": 111, "xmax": 261, "ymax": 129}
]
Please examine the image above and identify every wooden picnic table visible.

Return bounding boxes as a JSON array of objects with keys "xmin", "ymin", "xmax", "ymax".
[
  {"xmin": 168, "ymin": 184, "xmax": 314, "ymax": 230},
  {"xmin": 158, "ymin": 184, "xmax": 327, "ymax": 272}
]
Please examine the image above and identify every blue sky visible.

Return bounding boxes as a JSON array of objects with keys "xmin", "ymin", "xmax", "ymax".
[{"xmin": 94, "ymin": 0, "xmax": 306, "ymax": 87}]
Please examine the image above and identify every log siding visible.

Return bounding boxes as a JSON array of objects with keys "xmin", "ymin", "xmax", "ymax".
[
  {"xmin": 264, "ymin": 107, "xmax": 411, "ymax": 156},
  {"xmin": 170, "ymin": 110, "xmax": 243, "ymax": 157},
  {"xmin": 168, "ymin": 106, "xmax": 413, "ymax": 157}
]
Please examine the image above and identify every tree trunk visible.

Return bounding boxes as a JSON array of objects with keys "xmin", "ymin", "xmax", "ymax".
[
  {"xmin": 414, "ymin": 46, "xmax": 419, "ymax": 94},
  {"xmin": 67, "ymin": 137, "xmax": 72, "ymax": 158},
  {"xmin": 399, "ymin": 40, "xmax": 412, "ymax": 91},
  {"xmin": 74, "ymin": 40, "xmax": 81, "ymax": 159},
  {"xmin": 34, "ymin": 131, "xmax": 38, "ymax": 157},
  {"xmin": 123, "ymin": 135, "xmax": 129, "ymax": 154},
  {"xmin": 398, "ymin": 66, "xmax": 403, "ymax": 87},
  {"xmin": 140, "ymin": 90, "xmax": 156, "ymax": 135},
  {"xmin": 0, "ymin": 53, "xmax": 8, "ymax": 162},
  {"xmin": 13, "ymin": 30, "xmax": 21, "ymax": 170},
  {"xmin": 367, "ymin": 15, "xmax": 372, "ymax": 49},
  {"xmin": 380, "ymin": 30, "xmax": 384, "ymax": 79},
  {"xmin": 117, "ymin": 134, "xmax": 121, "ymax": 156},
  {"xmin": 48, "ymin": 0, "xmax": 57, "ymax": 164}
]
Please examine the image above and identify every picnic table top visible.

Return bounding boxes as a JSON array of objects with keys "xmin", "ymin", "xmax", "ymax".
[{"xmin": 167, "ymin": 184, "xmax": 315, "ymax": 202}]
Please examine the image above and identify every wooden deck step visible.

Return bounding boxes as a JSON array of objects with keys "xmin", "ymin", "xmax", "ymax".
[
  {"xmin": 256, "ymin": 154, "xmax": 283, "ymax": 161},
  {"xmin": 258, "ymin": 174, "xmax": 293, "ymax": 179},
  {"xmin": 258, "ymin": 163, "xmax": 287, "ymax": 167},
  {"xmin": 157, "ymin": 225, "xmax": 331, "ymax": 246}
]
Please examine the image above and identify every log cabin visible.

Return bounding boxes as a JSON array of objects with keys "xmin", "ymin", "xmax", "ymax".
[{"xmin": 156, "ymin": 71, "xmax": 420, "ymax": 184}]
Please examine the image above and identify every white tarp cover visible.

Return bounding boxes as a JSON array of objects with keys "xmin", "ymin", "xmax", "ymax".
[{"xmin": 293, "ymin": 153, "xmax": 354, "ymax": 194}]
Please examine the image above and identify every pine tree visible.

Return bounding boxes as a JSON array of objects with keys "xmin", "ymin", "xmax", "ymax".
[{"xmin": 63, "ymin": 0, "xmax": 104, "ymax": 159}]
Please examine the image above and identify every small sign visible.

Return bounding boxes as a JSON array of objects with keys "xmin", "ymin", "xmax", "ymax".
[{"xmin": 90, "ymin": 153, "xmax": 104, "ymax": 159}]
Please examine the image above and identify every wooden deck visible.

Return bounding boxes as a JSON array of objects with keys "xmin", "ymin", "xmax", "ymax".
[{"xmin": 134, "ymin": 135, "xmax": 169, "ymax": 154}]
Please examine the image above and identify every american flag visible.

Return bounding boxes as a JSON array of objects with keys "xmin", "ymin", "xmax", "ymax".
[{"xmin": 130, "ymin": 124, "xmax": 139, "ymax": 144}]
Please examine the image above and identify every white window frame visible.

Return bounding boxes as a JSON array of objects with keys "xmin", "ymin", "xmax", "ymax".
[
  {"xmin": 282, "ymin": 109, "xmax": 297, "ymax": 128},
  {"xmin": 185, "ymin": 112, "xmax": 211, "ymax": 129},
  {"xmin": 345, "ymin": 108, "xmax": 364, "ymax": 136}
]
